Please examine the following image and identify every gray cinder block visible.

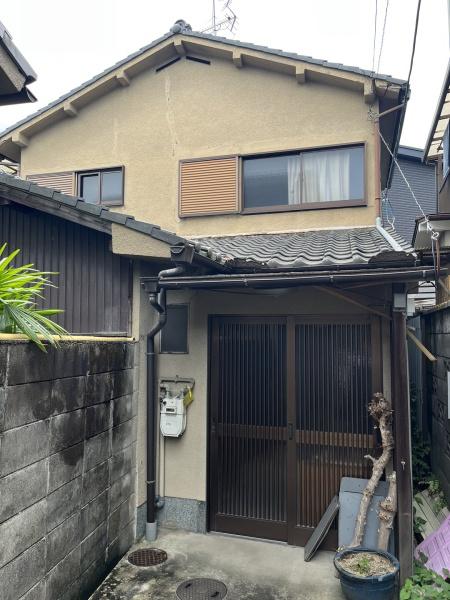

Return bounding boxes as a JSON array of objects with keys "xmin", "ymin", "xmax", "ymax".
[
  {"xmin": 0, "ymin": 345, "xmax": 8, "ymax": 386},
  {"xmin": 18, "ymin": 580, "xmax": 46, "ymax": 600},
  {"xmin": 0, "ymin": 459, "xmax": 48, "ymax": 524},
  {"xmin": 86, "ymin": 402, "xmax": 112, "ymax": 439},
  {"xmin": 0, "ymin": 540, "xmax": 46, "ymax": 600},
  {"xmin": 106, "ymin": 519, "xmax": 134, "ymax": 569},
  {"xmin": 81, "ymin": 490, "xmax": 108, "ymax": 539},
  {"xmin": 3, "ymin": 381, "xmax": 51, "ymax": 430},
  {"xmin": 112, "ymin": 369, "xmax": 134, "ymax": 399},
  {"xmin": 107, "ymin": 494, "xmax": 135, "ymax": 544},
  {"xmin": 0, "ymin": 499, "xmax": 46, "ymax": 568},
  {"xmin": 51, "ymin": 376, "xmax": 86, "ymax": 414},
  {"xmin": 85, "ymin": 372, "xmax": 114, "ymax": 406},
  {"xmin": 111, "ymin": 418, "xmax": 135, "ymax": 455},
  {"xmin": 0, "ymin": 420, "xmax": 50, "ymax": 476},
  {"xmin": 79, "ymin": 556, "xmax": 108, "ymax": 599},
  {"xmin": 48, "ymin": 442, "xmax": 83, "ymax": 494},
  {"xmin": 47, "ymin": 476, "xmax": 82, "ymax": 533},
  {"xmin": 109, "ymin": 471, "xmax": 135, "ymax": 513},
  {"xmin": 110, "ymin": 443, "xmax": 136, "ymax": 484},
  {"xmin": 46, "ymin": 513, "xmax": 81, "ymax": 571},
  {"xmin": 112, "ymin": 394, "xmax": 133, "ymax": 427},
  {"xmin": 84, "ymin": 430, "xmax": 110, "ymax": 471},
  {"xmin": 49, "ymin": 409, "xmax": 85, "ymax": 453},
  {"xmin": 81, "ymin": 521, "xmax": 107, "ymax": 572},
  {"xmin": 45, "ymin": 546, "xmax": 81, "ymax": 600},
  {"xmin": 82, "ymin": 461, "xmax": 109, "ymax": 505}
]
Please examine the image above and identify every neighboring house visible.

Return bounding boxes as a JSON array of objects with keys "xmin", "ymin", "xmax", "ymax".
[
  {"xmin": 0, "ymin": 20, "xmax": 36, "ymax": 105},
  {"xmin": 414, "ymin": 58, "xmax": 450, "ymax": 502},
  {"xmin": 0, "ymin": 21, "xmax": 433, "ymax": 584},
  {"xmin": 385, "ymin": 146, "xmax": 437, "ymax": 309},
  {"xmin": 384, "ymin": 146, "xmax": 436, "ymax": 244}
]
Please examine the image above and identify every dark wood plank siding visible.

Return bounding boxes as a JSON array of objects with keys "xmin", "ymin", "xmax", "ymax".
[{"xmin": 0, "ymin": 204, "xmax": 131, "ymax": 335}]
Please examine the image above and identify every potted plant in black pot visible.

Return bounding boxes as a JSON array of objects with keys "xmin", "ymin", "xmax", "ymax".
[{"xmin": 334, "ymin": 393, "xmax": 400, "ymax": 600}]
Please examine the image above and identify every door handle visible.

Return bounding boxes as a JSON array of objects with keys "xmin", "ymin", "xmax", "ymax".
[{"xmin": 288, "ymin": 422, "xmax": 294, "ymax": 440}]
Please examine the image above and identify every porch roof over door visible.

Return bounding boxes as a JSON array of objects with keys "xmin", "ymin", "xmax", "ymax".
[{"xmin": 189, "ymin": 226, "xmax": 415, "ymax": 270}]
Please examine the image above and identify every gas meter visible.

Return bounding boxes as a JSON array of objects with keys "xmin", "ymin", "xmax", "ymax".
[{"xmin": 159, "ymin": 377, "xmax": 194, "ymax": 438}]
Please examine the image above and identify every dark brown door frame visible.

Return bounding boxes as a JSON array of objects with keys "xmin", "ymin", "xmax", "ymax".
[
  {"xmin": 208, "ymin": 314, "xmax": 383, "ymax": 547},
  {"xmin": 208, "ymin": 315, "xmax": 288, "ymax": 541},
  {"xmin": 391, "ymin": 293, "xmax": 413, "ymax": 585},
  {"xmin": 286, "ymin": 315, "xmax": 382, "ymax": 548}
]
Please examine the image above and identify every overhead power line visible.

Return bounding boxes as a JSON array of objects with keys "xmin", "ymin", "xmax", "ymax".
[
  {"xmin": 406, "ymin": 0, "xmax": 422, "ymax": 87},
  {"xmin": 376, "ymin": 0, "xmax": 390, "ymax": 73},
  {"xmin": 371, "ymin": 0, "xmax": 378, "ymax": 74}
]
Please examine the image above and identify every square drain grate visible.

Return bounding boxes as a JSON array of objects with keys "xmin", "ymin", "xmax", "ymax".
[
  {"xmin": 176, "ymin": 578, "xmax": 227, "ymax": 600},
  {"xmin": 128, "ymin": 548, "xmax": 168, "ymax": 566}
]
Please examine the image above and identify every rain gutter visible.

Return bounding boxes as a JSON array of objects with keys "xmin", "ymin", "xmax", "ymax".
[{"xmin": 151, "ymin": 266, "xmax": 441, "ymax": 291}]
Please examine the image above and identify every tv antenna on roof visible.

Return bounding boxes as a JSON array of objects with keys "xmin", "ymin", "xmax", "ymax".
[{"xmin": 202, "ymin": 0, "xmax": 237, "ymax": 35}]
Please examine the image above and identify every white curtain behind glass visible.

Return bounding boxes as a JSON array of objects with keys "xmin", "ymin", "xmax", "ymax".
[
  {"xmin": 301, "ymin": 149, "xmax": 351, "ymax": 203},
  {"xmin": 287, "ymin": 156, "xmax": 301, "ymax": 205}
]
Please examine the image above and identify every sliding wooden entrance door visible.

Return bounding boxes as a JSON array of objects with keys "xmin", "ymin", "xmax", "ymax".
[
  {"xmin": 209, "ymin": 317, "xmax": 288, "ymax": 541},
  {"xmin": 209, "ymin": 315, "xmax": 380, "ymax": 547},
  {"xmin": 287, "ymin": 317, "xmax": 380, "ymax": 547}
]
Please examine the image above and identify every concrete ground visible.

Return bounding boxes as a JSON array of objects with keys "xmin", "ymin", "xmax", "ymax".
[{"xmin": 90, "ymin": 528, "xmax": 345, "ymax": 600}]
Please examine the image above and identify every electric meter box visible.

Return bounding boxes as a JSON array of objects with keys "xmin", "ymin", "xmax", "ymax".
[{"xmin": 160, "ymin": 394, "xmax": 186, "ymax": 437}]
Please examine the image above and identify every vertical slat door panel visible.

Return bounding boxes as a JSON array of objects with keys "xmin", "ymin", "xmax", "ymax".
[
  {"xmin": 210, "ymin": 317, "xmax": 288, "ymax": 541},
  {"xmin": 291, "ymin": 320, "xmax": 376, "ymax": 547},
  {"xmin": 209, "ymin": 315, "xmax": 379, "ymax": 547}
]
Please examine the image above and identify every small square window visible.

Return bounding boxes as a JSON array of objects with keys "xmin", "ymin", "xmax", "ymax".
[
  {"xmin": 78, "ymin": 168, "xmax": 123, "ymax": 205},
  {"xmin": 160, "ymin": 305, "xmax": 188, "ymax": 353}
]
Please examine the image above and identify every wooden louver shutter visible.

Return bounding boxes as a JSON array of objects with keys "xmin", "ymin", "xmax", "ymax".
[
  {"xmin": 26, "ymin": 172, "xmax": 74, "ymax": 195},
  {"xmin": 179, "ymin": 157, "xmax": 239, "ymax": 217}
]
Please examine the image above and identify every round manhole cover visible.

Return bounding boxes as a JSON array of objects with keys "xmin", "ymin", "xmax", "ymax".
[
  {"xmin": 176, "ymin": 578, "xmax": 227, "ymax": 600},
  {"xmin": 128, "ymin": 548, "xmax": 168, "ymax": 567}
]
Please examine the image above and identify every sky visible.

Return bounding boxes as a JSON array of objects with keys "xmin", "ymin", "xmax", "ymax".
[{"xmin": 0, "ymin": 0, "xmax": 448, "ymax": 149}]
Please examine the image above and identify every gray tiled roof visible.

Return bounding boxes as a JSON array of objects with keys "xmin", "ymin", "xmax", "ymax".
[
  {"xmin": 0, "ymin": 26, "xmax": 406, "ymax": 139},
  {"xmin": 191, "ymin": 227, "xmax": 414, "ymax": 269},
  {"xmin": 0, "ymin": 173, "xmax": 413, "ymax": 272},
  {"xmin": 0, "ymin": 172, "xmax": 183, "ymax": 246}
]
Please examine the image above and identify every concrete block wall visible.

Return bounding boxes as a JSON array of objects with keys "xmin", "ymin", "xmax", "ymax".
[
  {"xmin": 423, "ymin": 310, "xmax": 450, "ymax": 501},
  {"xmin": 0, "ymin": 341, "xmax": 138, "ymax": 600}
]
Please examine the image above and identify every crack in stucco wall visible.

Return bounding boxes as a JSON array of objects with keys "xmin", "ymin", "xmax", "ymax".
[{"xmin": 164, "ymin": 75, "xmax": 179, "ymax": 157}]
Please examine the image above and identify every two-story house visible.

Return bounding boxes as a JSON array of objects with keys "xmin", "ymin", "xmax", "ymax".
[{"xmin": 0, "ymin": 20, "xmax": 432, "ymax": 582}]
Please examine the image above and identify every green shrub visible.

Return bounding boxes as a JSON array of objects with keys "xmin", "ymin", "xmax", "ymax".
[{"xmin": 400, "ymin": 560, "xmax": 450, "ymax": 599}]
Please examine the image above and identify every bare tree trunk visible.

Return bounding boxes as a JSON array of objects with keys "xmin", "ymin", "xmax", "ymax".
[
  {"xmin": 349, "ymin": 393, "xmax": 394, "ymax": 548},
  {"xmin": 377, "ymin": 471, "xmax": 397, "ymax": 551}
]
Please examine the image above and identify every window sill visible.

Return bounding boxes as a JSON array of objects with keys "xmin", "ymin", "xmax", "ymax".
[
  {"xmin": 241, "ymin": 199, "xmax": 367, "ymax": 215},
  {"xmin": 82, "ymin": 200, "xmax": 124, "ymax": 207}
]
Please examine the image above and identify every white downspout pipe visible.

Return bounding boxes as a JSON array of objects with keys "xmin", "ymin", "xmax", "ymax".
[{"xmin": 375, "ymin": 216, "xmax": 404, "ymax": 251}]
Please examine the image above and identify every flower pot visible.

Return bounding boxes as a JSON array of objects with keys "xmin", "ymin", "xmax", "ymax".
[{"xmin": 334, "ymin": 548, "xmax": 399, "ymax": 600}]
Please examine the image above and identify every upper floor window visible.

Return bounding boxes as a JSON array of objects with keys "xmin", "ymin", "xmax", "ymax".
[
  {"xmin": 242, "ymin": 145, "xmax": 365, "ymax": 212},
  {"xmin": 77, "ymin": 167, "xmax": 124, "ymax": 206}
]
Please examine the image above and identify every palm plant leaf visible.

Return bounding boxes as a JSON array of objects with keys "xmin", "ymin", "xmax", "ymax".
[{"xmin": 0, "ymin": 244, "xmax": 69, "ymax": 351}]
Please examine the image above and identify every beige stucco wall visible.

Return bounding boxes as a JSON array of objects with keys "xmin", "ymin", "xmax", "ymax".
[
  {"xmin": 133, "ymin": 284, "xmax": 392, "ymax": 507},
  {"xmin": 19, "ymin": 56, "xmax": 379, "ymax": 237}
]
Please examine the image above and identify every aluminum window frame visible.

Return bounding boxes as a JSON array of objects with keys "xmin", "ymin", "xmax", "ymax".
[
  {"xmin": 76, "ymin": 166, "xmax": 124, "ymax": 206},
  {"xmin": 241, "ymin": 143, "xmax": 367, "ymax": 214}
]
